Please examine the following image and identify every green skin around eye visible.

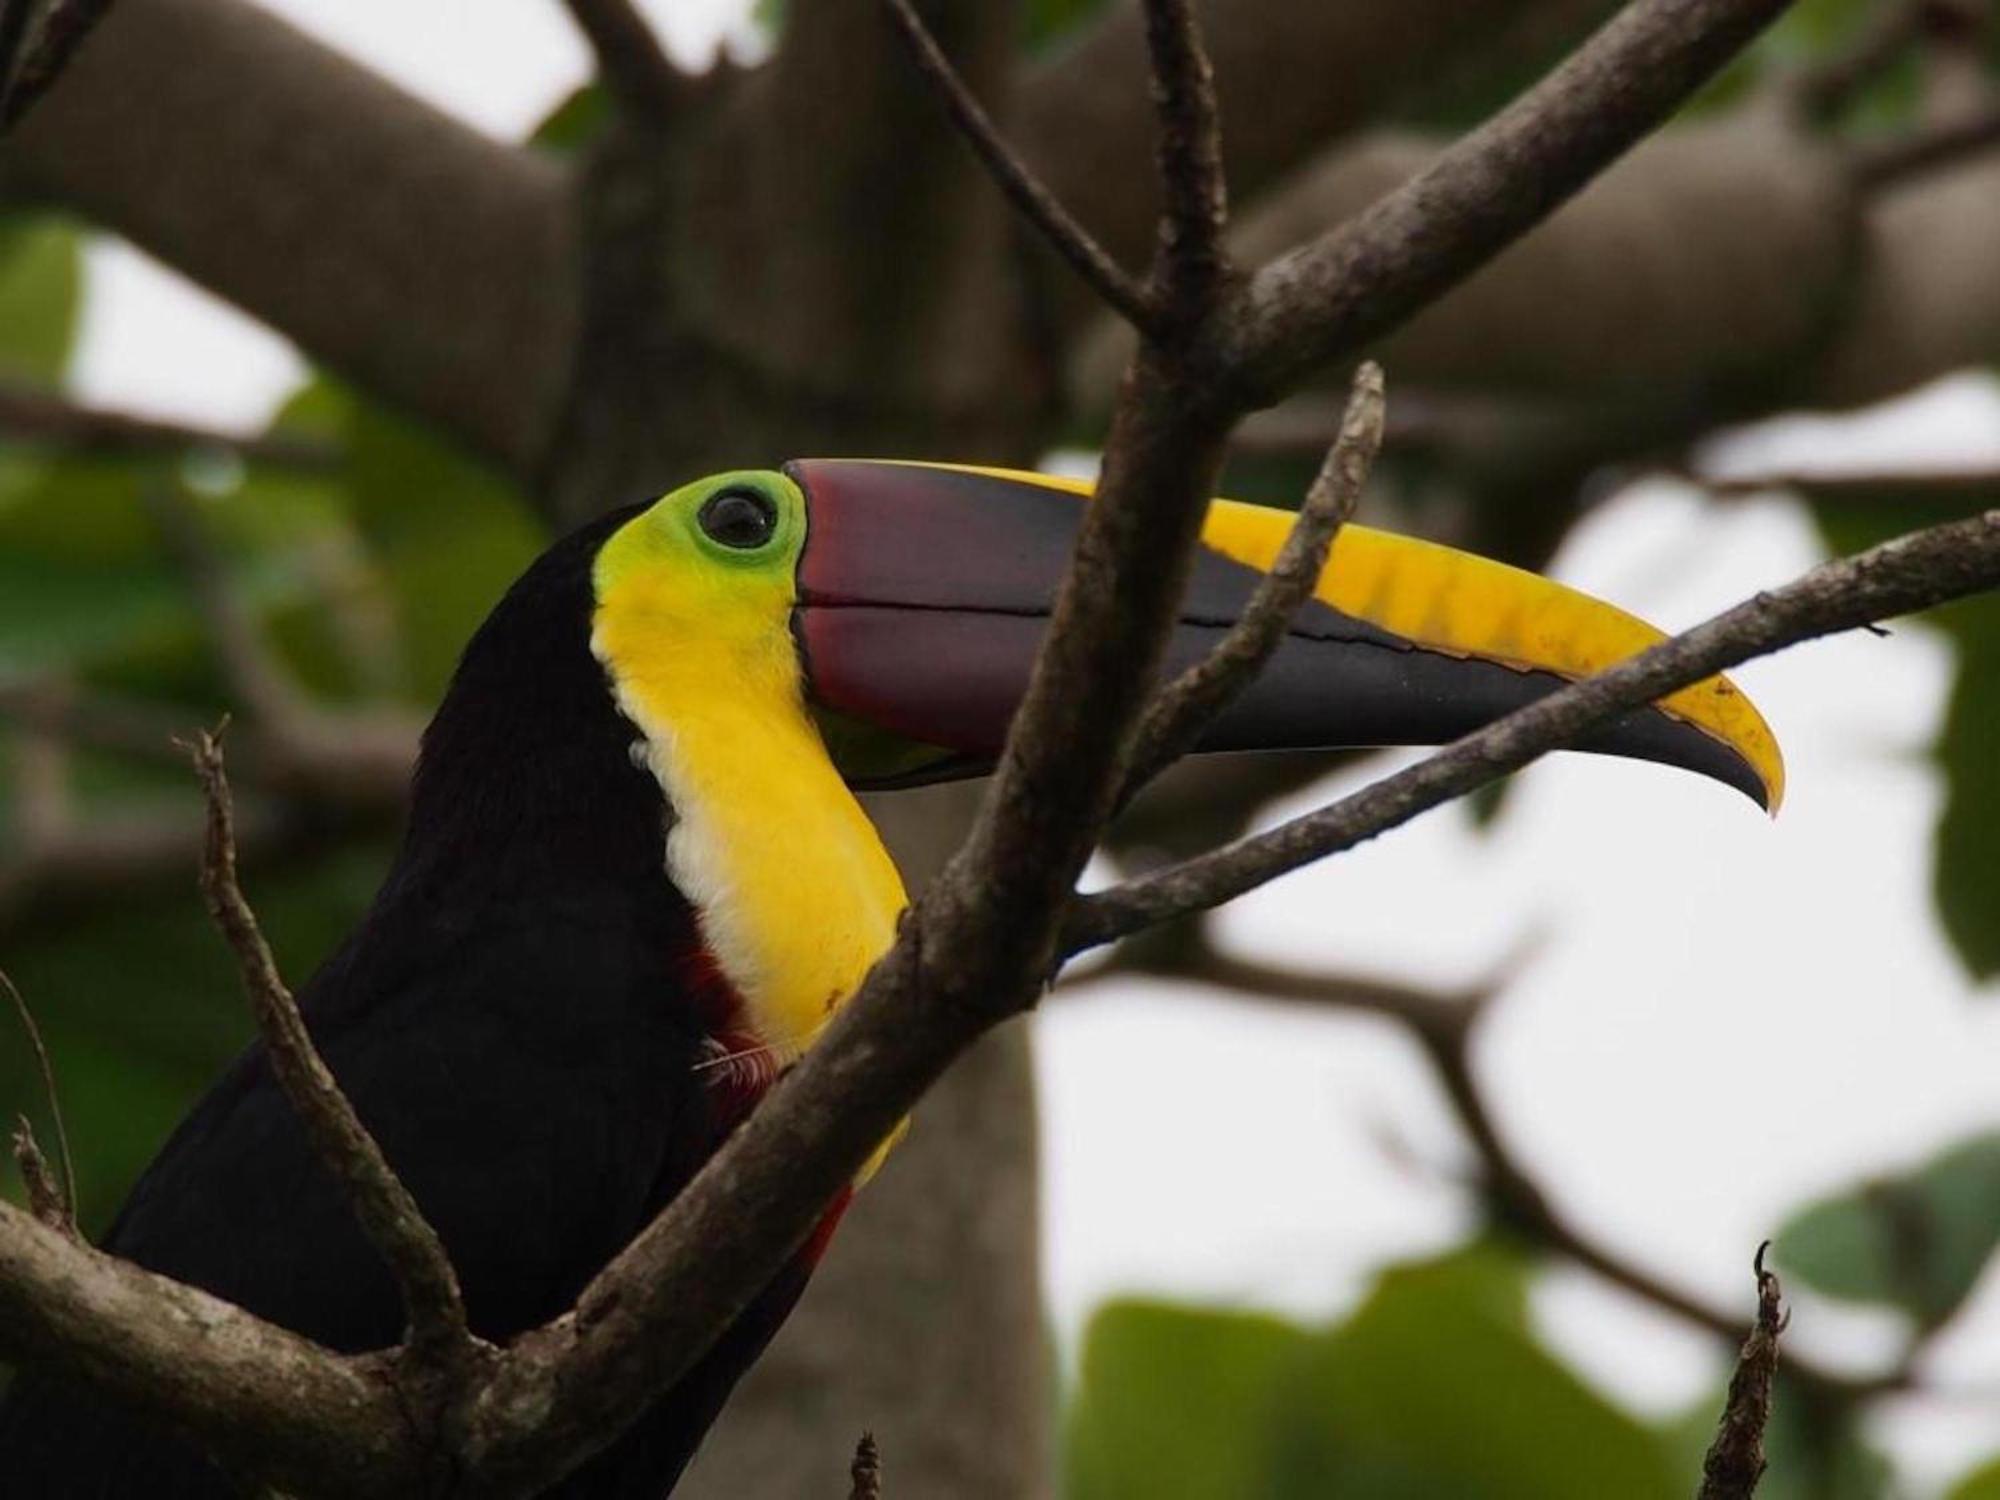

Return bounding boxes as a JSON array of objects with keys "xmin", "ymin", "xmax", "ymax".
[{"xmin": 595, "ymin": 470, "xmax": 807, "ymax": 599}]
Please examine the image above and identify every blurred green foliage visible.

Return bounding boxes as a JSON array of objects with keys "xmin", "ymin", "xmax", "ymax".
[
  {"xmin": 1778, "ymin": 1132, "xmax": 2000, "ymax": 1328},
  {"xmin": 0, "ymin": 208, "xmax": 542, "ymax": 1232}
]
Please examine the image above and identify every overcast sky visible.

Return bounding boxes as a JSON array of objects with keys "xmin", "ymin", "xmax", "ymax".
[{"xmin": 59, "ymin": 4, "xmax": 2000, "ymax": 1491}]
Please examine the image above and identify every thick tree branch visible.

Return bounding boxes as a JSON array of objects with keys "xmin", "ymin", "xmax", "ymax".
[
  {"xmin": 0, "ymin": 1198, "xmax": 415, "ymax": 1494},
  {"xmin": 1210, "ymin": 0, "xmax": 1800, "ymax": 406},
  {"xmin": 882, "ymin": 0, "xmax": 1154, "ymax": 329},
  {"xmin": 560, "ymin": 0, "xmax": 685, "ymax": 122},
  {"xmin": 689, "ymin": 0, "xmax": 1023, "ymax": 411},
  {"xmin": 1068, "ymin": 508, "xmax": 2000, "ymax": 951},
  {"xmin": 1123, "ymin": 361, "xmax": 1384, "ymax": 795},
  {"xmin": 184, "ymin": 729, "xmax": 471, "ymax": 1367},
  {"xmin": 2, "ymin": 0, "xmax": 577, "ymax": 474}
]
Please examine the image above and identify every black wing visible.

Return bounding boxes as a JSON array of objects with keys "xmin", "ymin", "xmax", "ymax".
[{"xmin": 0, "ymin": 890, "xmax": 766, "ymax": 1498}]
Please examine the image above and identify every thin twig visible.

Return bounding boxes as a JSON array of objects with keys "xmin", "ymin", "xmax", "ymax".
[
  {"xmin": 1, "ymin": 967, "xmax": 74, "ymax": 1231},
  {"xmin": 1122, "ymin": 361, "xmax": 1385, "ymax": 796},
  {"xmin": 1852, "ymin": 103, "xmax": 2000, "ymax": 187},
  {"xmin": 11, "ymin": 1116, "xmax": 65, "ymax": 1232},
  {"xmin": 1144, "ymin": 930, "xmax": 1897, "ymax": 1404},
  {"xmin": 881, "ymin": 0, "xmax": 1158, "ymax": 330},
  {"xmin": 1140, "ymin": 0, "xmax": 1228, "ymax": 310},
  {"xmin": 0, "ymin": 0, "xmax": 113, "ymax": 130},
  {"xmin": 0, "ymin": 382, "xmax": 339, "ymax": 470},
  {"xmin": 848, "ymin": 1431, "xmax": 882, "ymax": 1500},
  {"xmin": 1067, "ymin": 508, "xmax": 2000, "ymax": 953},
  {"xmin": 1791, "ymin": 0, "xmax": 1978, "ymax": 118},
  {"xmin": 561, "ymin": 0, "xmax": 685, "ymax": 121},
  {"xmin": 1698, "ymin": 1246, "xmax": 1787, "ymax": 1499},
  {"xmin": 1695, "ymin": 464, "xmax": 2000, "ymax": 504},
  {"xmin": 181, "ymin": 725, "xmax": 470, "ymax": 1364},
  {"xmin": 0, "ymin": 1, "xmax": 39, "ymax": 120}
]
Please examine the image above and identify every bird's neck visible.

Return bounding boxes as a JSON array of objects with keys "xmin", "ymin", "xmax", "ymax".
[{"xmin": 593, "ymin": 608, "xmax": 908, "ymax": 1064}]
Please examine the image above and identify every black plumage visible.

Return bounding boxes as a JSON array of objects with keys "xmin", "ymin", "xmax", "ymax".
[{"xmin": 0, "ymin": 508, "xmax": 809, "ymax": 1497}]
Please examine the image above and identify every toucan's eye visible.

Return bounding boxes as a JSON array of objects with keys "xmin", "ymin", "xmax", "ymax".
[{"xmin": 697, "ymin": 487, "xmax": 779, "ymax": 550}]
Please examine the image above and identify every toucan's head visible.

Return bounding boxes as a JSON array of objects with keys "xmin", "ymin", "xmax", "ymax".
[{"xmin": 587, "ymin": 459, "xmax": 1783, "ymax": 811}]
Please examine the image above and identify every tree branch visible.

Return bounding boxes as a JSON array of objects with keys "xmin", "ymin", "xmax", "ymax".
[
  {"xmin": 183, "ymin": 728, "xmax": 471, "ymax": 1368},
  {"xmin": 1122, "ymin": 360, "xmax": 1384, "ymax": 795},
  {"xmin": 560, "ymin": 0, "xmax": 685, "ymax": 122},
  {"xmin": 0, "ymin": 0, "xmax": 114, "ymax": 130},
  {"xmin": 1140, "ymin": 0, "xmax": 1228, "ymax": 310},
  {"xmin": 1791, "ymin": 0, "xmax": 1978, "ymax": 119},
  {"xmin": 0, "ymin": 382, "xmax": 339, "ymax": 469},
  {"xmin": 881, "ymin": 0, "xmax": 1155, "ymax": 329},
  {"xmin": 848, "ymin": 1431, "xmax": 882, "ymax": 1500},
  {"xmin": 1698, "ymin": 1247, "xmax": 1787, "ymax": 1500},
  {"xmin": 2, "ymin": 0, "xmax": 577, "ymax": 474},
  {"xmin": 1852, "ymin": 102, "xmax": 2000, "ymax": 187},
  {"xmin": 1141, "ymin": 932, "xmax": 1902, "ymax": 1405},
  {"xmin": 1068, "ymin": 507, "xmax": 2000, "ymax": 952},
  {"xmin": 1, "ymin": 966, "xmax": 74, "ymax": 1232},
  {"xmin": 1210, "ymin": 0, "xmax": 1800, "ymax": 407},
  {"xmin": 0, "ymin": 1198, "xmax": 415, "ymax": 1495},
  {"xmin": 1017, "ymin": 0, "xmax": 1630, "ymax": 337}
]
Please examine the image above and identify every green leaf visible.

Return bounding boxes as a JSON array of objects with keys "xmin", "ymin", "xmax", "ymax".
[
  {"xmin": 1066, "ymin": 1301, "xmax": 1312, "ymax": 1500},
  {"xmin": 1776, "ymin": 1132, "xmax": 2000, "ymax": 1326},
  {"xmin": 1950, "ymin": 1456, "xmax": 2000, "ymax": 1499},
  {"xmin": 1065, "ymin": 1247, "xmax": 1679, "ymax": 1500},
  {"xmin": 336, "ymin": 391, "xmax": 543, "ymax": 699},
  {"xmin": 0, "ymin": 451, "xmax": 354, "ymax": 685},
  {"xmin": 0, "ymin": 214, "xmax": 82, "ymax": 383},
  {"xmin": 532, "ymin": 84, "xmax": 611, "ymax": 156},
  {"xmin": 1274, "ymin": 1247, "xmax": 1678, "ymax": 1500}
]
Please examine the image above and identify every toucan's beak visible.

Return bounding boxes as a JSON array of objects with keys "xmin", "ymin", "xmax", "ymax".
[{"xmin": 784, "ymin": 459, "xmax": 1784, "ymax": 810}]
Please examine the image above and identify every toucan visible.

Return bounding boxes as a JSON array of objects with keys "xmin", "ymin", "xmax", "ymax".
[{"xmin": 0, "ymin": 460, "xmax": 1781, "ymax": 1497}]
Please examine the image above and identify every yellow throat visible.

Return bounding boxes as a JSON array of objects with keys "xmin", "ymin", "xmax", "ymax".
[{"xmin": 589, "ymin": 480, "xmax": 909, "ymax": 1069}]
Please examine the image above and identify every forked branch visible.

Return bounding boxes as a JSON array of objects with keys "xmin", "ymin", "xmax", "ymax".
[{"xmin": 881, "ymin": 0, "xmax": 1156, "ymax": 329}]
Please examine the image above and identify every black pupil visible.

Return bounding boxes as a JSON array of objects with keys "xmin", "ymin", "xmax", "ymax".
[{"xmin": 698, "ymin": 488, "xmax": 777, "ymax": 549}]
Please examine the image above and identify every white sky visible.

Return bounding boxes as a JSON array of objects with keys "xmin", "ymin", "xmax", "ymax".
[{"xmin": 60, "ymin": 3, "xmax": 2000, "ymax": 1492}]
